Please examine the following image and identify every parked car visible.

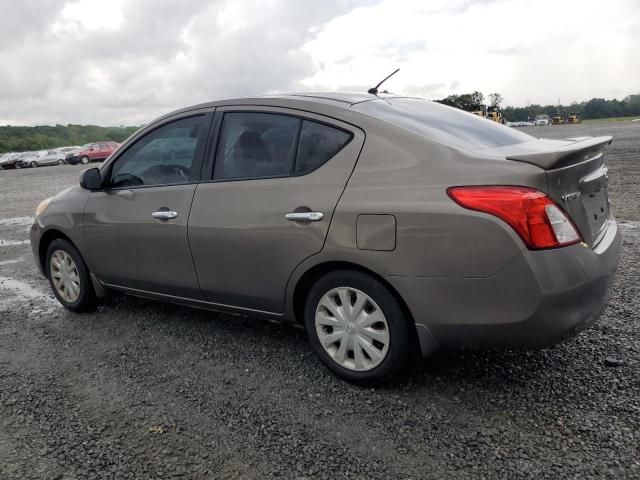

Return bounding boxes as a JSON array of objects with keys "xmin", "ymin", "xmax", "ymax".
[
  {"xmin": 17, "ymin": 150, "xmax": 49, "ymax": 168},
  {"xmin": 66, "ymin": 142, "xmax": 119, "ymax": 164},
  {"xmin": 31, "ymin": 92, "xmax": 620, "ymax": 384},
  {"xmin": 0, "ymin": 152, "xmax": 17, "ymax": 164},
  {"xmin": 1, "ymin": 152, "xmax": 32, "ymax": 169},
  {"xmin": 54, "ymin": 146, "xmax": 83, "ymax": 164},
  {"xmin": 65, "ymin": 144, "xmax": 91, "ymax": 163},
  {"xmin": 29, "ymin": 146, "xmax": 84, "ymax": 167}
]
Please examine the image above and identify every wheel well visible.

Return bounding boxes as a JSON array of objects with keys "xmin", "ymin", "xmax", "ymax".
[
  {"xmin": 292, "ymin": 261, "xmax": 420, "ymax": 353},
  {"xmin": 38, "ymin": 230, "xmax": 75, "ymax": 274}
]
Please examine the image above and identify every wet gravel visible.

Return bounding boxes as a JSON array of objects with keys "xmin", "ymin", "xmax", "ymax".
[{"xmin": 1, "ymin": 122, "xmax": 639, "ymax": 479}]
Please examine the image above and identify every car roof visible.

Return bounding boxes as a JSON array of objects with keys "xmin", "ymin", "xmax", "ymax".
[{"xmin": 152, "ymin": 91, "xmax": 422, "ymax": 128}]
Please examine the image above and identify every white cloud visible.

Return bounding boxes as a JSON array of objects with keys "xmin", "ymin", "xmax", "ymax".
[
  {"xmin": 0, "ymin": 0, "xmax": 637, "ymax": 126},
  {"xmin": 302, "ymin": 0, "xmax": 640, "ymax": 105}
]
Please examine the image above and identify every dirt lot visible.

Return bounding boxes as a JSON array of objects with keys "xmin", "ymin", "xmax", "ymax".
[{"xmin": 1, "ymin": 122, "xmax": 639, "ymax": 479}]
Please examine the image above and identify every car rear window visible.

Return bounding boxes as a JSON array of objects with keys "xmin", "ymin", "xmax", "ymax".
[{"xmin": 353, "ymin": 98, "xmax": 533, "ymax": 149}]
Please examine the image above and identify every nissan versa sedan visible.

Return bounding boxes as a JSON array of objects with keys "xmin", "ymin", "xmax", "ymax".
[{"xmin": 31, "ymin": 92, "xmax": 620, "ymax": 384}]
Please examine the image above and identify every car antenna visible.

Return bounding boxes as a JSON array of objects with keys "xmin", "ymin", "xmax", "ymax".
[{"xmin": 368, "ymin": 68, "xmax": 400, "ymax": 95}]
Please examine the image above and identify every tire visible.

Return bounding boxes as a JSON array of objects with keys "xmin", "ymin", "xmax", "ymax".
[
  {"xmin": 30, "ymin": 161, "xmax": 38, "ymax": 168},
  {"xmin": 46, "ymin": 238, "xmax": 97, "ymax": 312},
  {"xmin": 81, "ymin": 156, "xmax": 90, "ymax": 165},
  {"xmin": 304, "ymin": 270, "xmax": 412, "ymax": 385},
  {"xmin": 57, "ymin": 159, "xmax": 64, "ymax": 165}
]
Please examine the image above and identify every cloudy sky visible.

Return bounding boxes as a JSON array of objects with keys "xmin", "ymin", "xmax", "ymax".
[{"xmin": 1, "ymin": 0, "xmax": 638, "ymax": 126}]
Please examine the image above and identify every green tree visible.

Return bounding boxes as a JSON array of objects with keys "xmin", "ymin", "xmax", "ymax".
[{"xmin": 488, "ymin": 93, "xmax": 503, "ymax": 108}]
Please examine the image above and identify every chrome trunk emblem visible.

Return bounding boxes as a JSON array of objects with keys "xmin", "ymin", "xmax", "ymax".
[{"xmin": 561, "ymin": 191, "xmax": 582, "ymax": 202}]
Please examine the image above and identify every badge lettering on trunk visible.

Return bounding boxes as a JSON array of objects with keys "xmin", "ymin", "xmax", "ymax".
[{"xmin": 561, "ymin": 191, "xmax": 582, "ymax": 202}]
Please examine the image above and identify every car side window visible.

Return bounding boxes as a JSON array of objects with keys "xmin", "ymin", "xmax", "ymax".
[
  {"xmin": 214, "ymin": 112, "xmax": 299, "ymax": 180},
  {"xmin": 213, "ymin": 113, "xmax": 352, "ymax": 181},
  {"xmin": 110, "ymin": 115, "xmax": 205, "ymax": 188},
  {"xmin": 295, "ymin": 120, "xmax": 352, "ymax": 174}
]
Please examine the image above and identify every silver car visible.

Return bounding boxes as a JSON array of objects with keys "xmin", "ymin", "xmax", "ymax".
[
  {"xmin": 18, "ymin": 150, "xmax": 51, "ymax": 168},
  {"xmin": 30, "ymin": 92, "xmax": 621, "ymax": 384},
  {"xmin": 24, "ymin": 146, "xmax": 83, "ymax": 167}
]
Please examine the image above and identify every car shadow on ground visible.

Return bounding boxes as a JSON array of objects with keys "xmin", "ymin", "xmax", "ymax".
[{"xmin": 88, "ymin": 291, "xmax": 599, "ymax": 398}]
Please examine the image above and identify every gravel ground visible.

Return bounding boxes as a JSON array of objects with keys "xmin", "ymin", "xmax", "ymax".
[{"xmin": 1, "ymin": 122, "xmax": 639, "ymax": 479}]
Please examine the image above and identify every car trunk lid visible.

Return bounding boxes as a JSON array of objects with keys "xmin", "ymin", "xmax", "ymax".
[{"xmin": 503, "ymin": 136, "xmax": 613, "ymax": 246}]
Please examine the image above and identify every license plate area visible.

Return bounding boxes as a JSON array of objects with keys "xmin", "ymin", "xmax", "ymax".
[{"xmin": 581, "ymin": 187, "xmax": 609, "ymax": 237}]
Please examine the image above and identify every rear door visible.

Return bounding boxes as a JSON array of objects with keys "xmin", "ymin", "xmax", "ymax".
[
  {"xmin": 84, "ymin": 112, "xmax": 212, "ymax": 298},
  {"xmin": 96, "ymin": 143, "xmax": 110, "ymax": 160},
  {"xmin": 188, "ymin": 107, "xmax": 364, "ymax": 313}
]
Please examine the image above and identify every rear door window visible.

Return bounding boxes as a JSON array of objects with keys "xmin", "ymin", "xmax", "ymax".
[
  {"xmin": 213, "ymin": 112, "xmax": 352, "ymax": 180},
  {"xmin": 214, "ymin": 112, "xmax": 299, "ymax": 180}
]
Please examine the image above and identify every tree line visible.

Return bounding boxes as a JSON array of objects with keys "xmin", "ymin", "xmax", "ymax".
[
  {"xmin": 436, "ymin": 92, "xmax": 640, "ymax": 121},
  {"xmin": 0, "ymin": 124, "xmax": 140, "ymax": 154},
  {"xmin": 2, "ymin": 91, "xmax": 639, "ymax": 154}
]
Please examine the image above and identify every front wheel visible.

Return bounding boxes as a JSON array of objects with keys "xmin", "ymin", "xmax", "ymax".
[
  {"xmin": 304, "ymin": 270, "xmax": 412, "ymax": 385},
  {"xmin": 46, "ymin": 238, "xmax": 97, "ymax": 312},
  {"xmin": 81, "ymin": 156, "xmax": 90, "ymax": 165},
  {"xmin": 57, "ymin": 159, "xmax": 64, "ymax": 165},
  {"xmin": 30, "ymin": 161, "xmax": 38, "ymax": 168}
]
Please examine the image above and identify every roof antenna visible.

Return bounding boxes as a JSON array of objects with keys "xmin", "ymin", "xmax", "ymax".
[{"xmin": 368, "ymin": 68, "xmax": 400, "ymax": 95}]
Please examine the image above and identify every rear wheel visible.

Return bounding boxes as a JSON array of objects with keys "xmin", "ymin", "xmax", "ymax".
[
  {"xmin": 304, "ymin": 270, "xmax": 411, "ymax": 385},
  {"xmin": 81, "ymin": 156, "xmax": 89, "ymax": 164},
  {"xmin": 46, "ymin": 238, "xmax": 97, "ymax": 312},
  {"xmin": 57, "ymin": 159, "xmax": 64, "ymax": 165}
]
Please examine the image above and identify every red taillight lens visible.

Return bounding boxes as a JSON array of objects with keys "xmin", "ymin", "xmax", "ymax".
[{"xmin": 447, "ymin": 186, "xmax": 582, "ymax": 249}]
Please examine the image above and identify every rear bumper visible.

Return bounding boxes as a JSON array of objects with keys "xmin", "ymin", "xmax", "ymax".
[{"xmin": 390, "ymin": 216, "xmax": 621, "ymax": 353}]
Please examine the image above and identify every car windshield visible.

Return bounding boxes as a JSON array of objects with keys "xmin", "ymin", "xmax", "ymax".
[{"xmin": 353, "ymin": 97, "xmax": 534, "ymax": 150}]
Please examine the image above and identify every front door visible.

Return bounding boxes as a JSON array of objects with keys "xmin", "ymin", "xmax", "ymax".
[
  {"xmin": 188, "ymin": 108, "xmax": 364, "ymax": 313},
  {"xmin": 84, "ymin": 113, "xmax": 212, "ymax": 298}
]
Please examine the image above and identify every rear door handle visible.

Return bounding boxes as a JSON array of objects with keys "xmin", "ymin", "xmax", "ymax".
[
  {"xmin": 152, "ymin": 210, "xmax": 178, "ymax": 220},
  {"xmin": 285, "ymin": 212, "xmax": 324, "ymax": 222}
]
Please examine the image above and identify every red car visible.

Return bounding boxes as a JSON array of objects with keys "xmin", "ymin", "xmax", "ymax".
[{"xmin": 67, "ymin": 142, "xmax": 119, "ymax": 165}]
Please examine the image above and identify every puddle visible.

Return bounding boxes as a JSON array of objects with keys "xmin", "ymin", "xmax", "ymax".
[
  {"xmin": 618, "ymin": 221, "xmax": 639, "ymax": 229},
  {"xmin": 0, "ymin": 216, "xmax": 34, "ymax": 227},
  {"xmin": 0, "ymin": 257, "xmax": 25, "ymax": 266},
  {"xmin": 0, "ymin": 276, "xmax": 58, "ymax": 317},
  {"xmin": 0, "ymin": 240, "xmax": 30, "ymax": 247}
]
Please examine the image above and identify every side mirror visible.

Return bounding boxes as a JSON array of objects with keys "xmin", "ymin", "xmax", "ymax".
[{"xmin": 80, "ymin": 168, "xmax": 103, "ymax": 190}]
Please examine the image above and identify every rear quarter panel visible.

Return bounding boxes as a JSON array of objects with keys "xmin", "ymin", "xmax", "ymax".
[{"xmin": 320, "ymin": 123, "xmax": 547, "ymax": 277}]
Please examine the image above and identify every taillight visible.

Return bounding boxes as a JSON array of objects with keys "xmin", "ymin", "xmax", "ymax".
[{"xmin": 447, "ymin": 186, "xmax": 582, "ymax": 249}]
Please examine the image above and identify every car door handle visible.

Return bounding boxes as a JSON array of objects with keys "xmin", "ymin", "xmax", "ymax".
[
  {"xmin": 285, "ymin": 212, "xmax": 324, "ymax": 222},
  {"xmin": 152, "ymin": 210, "xmax": 178, "ymax": 220}
]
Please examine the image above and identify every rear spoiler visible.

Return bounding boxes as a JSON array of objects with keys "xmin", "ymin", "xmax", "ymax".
[{"xmin": 506, "ymin": 136, "xmax": 613, "ymax": 170}]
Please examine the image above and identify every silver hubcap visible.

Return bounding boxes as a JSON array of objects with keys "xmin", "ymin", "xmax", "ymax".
[
  {"xmin": 50, "ymin": 250, "xmax": 81, "ymax": 303},
  {"xmin": 315, "ymin": 287, "xmax": 390, "ymax": 371}
]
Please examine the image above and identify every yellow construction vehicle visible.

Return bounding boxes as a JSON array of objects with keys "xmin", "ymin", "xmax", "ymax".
[
  {"xmin": 567, "ymin": 112, "xmax": 581, "ymax": 124},
  {"xmin": 486, "ymin": 107, "xmax": 506, "ymax": 124},
  {"xmin": 470, "ymin": 106, "xmax": 505, "ymax": 124},
  {"xmin": 552, "ymin": 114, "xmax": 566, "ymax": 125}
]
